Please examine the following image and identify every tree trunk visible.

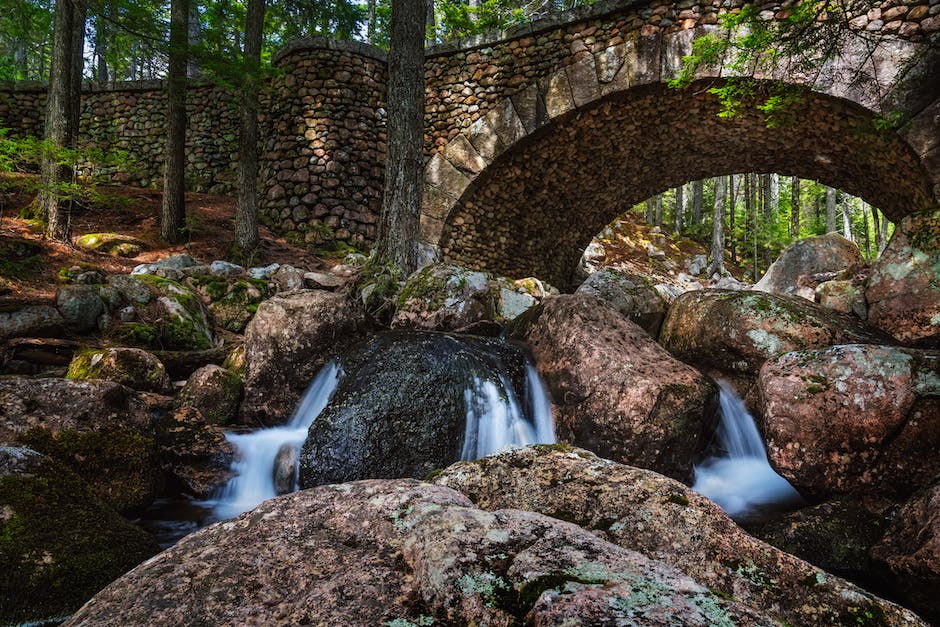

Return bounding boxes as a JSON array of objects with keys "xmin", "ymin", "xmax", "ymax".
[
  {"xmin": 426, "ymin": 0, "xmax": 436, "ymax": 44},
  {"xmin": 40, "ymin": 0, "xmax": 79, "ymax": 242},
  {"xmin": 746, "ymin": 174, "xmax": 758, "ymax": 281},
  {"xmin": 367, "ymin": 0, "xmax": 377, "ymax": 43},
  {"xmin": 161, "ymin": 0, "xmax": 189, "ymax": 244},
  {"xmin": 708, "ymin": 175, "xmax": 726, "ymax": 277},
  {"xmin": 790, "ymin": 176, "xmax": 800, "ymax": 238},
  {"xmin": 68, "ymin": 1, "xmax": 86, "ymax": 141},
  {"xmin": 645, "ymin": 198, "xmax": 654, "ymax": 224},
  {"xmin": 188, "ymin": 1, "xmax": 202, "ymax": 77},
  {"xmin": 879, "ymin": 213, "xmax": 889, "ymax": 254},
  {"xmin": 94, "ymin": 11, "xmax": 108, "ymax": 84},
  {"xmin": 375, "ymin": 0, "xmax": 427, "ymax": 274},
  {"xmin": 728, "ymin": 174, "xmax": 736, "ymax": 263},
  {"xmin": 826, "ymin": 186, "xmax": 837, "ymax": 233},
  {"xmin": 861, "ymin": 202, "xmax": 871, "ymax": 258},
  {"xmin": 842, "ymin": 197, "xmax": 853, "ymax": 241},
  {"xmin": 691, "ymin": 179, "xmax": 703, "ymax": 226},
  {"xmin": 872, "ymin": 207, "xmax": 883, "ymax": 256},
  {"xmin": 654, "ymin": 193, "xmax": 662, "ymax": 228},
  {"xmin": 234, "ymin": 0, "xmax": 265, "ymax": 255},
  {"xmin": 674, "ymin": 184, "xmax": 685, "ymax": 234}
]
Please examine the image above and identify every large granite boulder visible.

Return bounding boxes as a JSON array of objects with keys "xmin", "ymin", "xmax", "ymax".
[
  {"xmin": 872, "ymin": 480, "xmax": 940, "ymax": 622},
  {"xmin": 0, "ymin": 377, "xmax": 166, "ymax": 513},
  {"xmin": 56, "ymin": 285, "xmax": 105, "ymax": 332},
  {"xmin": 241, "ymin": 290, "xmax": 370, "ymax": 425},
  {"xmin": 175, "ymin": 364, "xmax": 243, "ymax": 425},
  {"xmin": 0, "ymin": 446, "xmax": 159, "ymax": 626},
  {"xmin": 659, "ymin": 290, "xmax": 892, "ymax": 389},
  {"xmin": 66, "ymin": 347, "xmax": 170, "ymax": 393},
  {"xmin": 392, "ymin": 263, "xmax": 492, "ymax": 331},
  {"xmin": 0, "ymin": 304, "xmax": 65, "ymax": 340},
  {"xmin": 866, "ymin": 206, "xmax": 940, "ymax": 347},
  {"xmin": 433, "ymin": 446, "xmax": 925, "ymax": 626},
  {"xmin": 66, "ymin": 480, "xmax": 773, "ymax": 626},
  {"xmin": 752, "ymin": 344, "xmax": 940, "ymax": 500},
  {"xmin": 299, "ymin": 331, "xmax": 530, "ymax": 488},
  {"xmin": 517, "ymin": 294, "xmax": 716, "ymax": 481},
  {"xmin": 753, "ymin": 233, "xmax": 864, "ymax": 298},
  {"xmin": 575, "ymin": 267, "xmax": 670, "ymax": 336}
]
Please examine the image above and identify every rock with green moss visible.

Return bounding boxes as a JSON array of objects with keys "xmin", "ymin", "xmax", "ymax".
[
  {"xmin": 176, "ymin": 365, "xmax": 243, "ymax": 425},
  {"xmin": 0, "ymin": 377, "xmax": 167, "ymax": 514},
  {"xmin": 0, "ymin": 446, "xmax": 159, "ymax": 626},
  {"xmin": 222, "ymin": 344, "xmax": 247, "ymax": 379},
  {"xmin": 576, "ymin": 267, "xmax": 670, "ymax": 336},
  {"xmin": 392, "ymin": 264, "xmax": 492, "ymax": 331},
  {"xmin": 432, "ymin": 446, "xmax": 925, "ymax": 626},
  {"xmin": 155, "ymin": 291, "xmax": 214, "ymax": 350},
  {"xmin": 65, "ymin": 480, "xmax": 774, "ymax": 626},
  {"xmin": 155, "ymin": 407, "xmax": 234, "ymax": 498},
  {"xmin": 75, "ymin": 233, "xmax": 146, "ymax": 257},
  {"xmin": 67, "ymin": 347, "xmax": 170, "ymax": 393},
  {"xmin": 660, "ymin": 290, "xmax": 892, "ymax": 391},
  {"xmin": 198, "ymin": 277, "xmax": 269, "ymax": 333},
  {"xmin": 866, "ymin": 206, "xmax": 940, "ymax": 347},
  {"xmin": 755, "ymin": 344, "xmax": 940, "ymax": 499}
]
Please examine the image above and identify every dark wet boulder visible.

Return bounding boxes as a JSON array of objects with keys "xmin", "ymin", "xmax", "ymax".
[
  {"xmin": 753, "ymin": 344, "xmax": 940, "ymax": 499},
  {"xmin": 176, "ymin": 364, "xmax": 243, "ymax": 425},
  {"xmin": 65, "ymin": 480, "xmax": 774, "ymax": 626},
  {"xmin": 241, "ymin": 290, "xmax": 371, "ymax": 425},
  {"xmin": 659, "ymin": 289, "xmax": 892, "ymax": 390},
  {"xmin": 866, "ymin": 205, "xmax": 940, "ymax": 347},
  {"xmin": 156, "ymin": 407, "xmax": 234, "ymax": 498},
  {"xmin": 299, "ymin": 331, "xmax": 529, "ymax": 488},
  {"xmin": 753, "ymin": 233, "xmax": 864, "ymax": 298},
  {"xmin": 0, "ymin": 377, "xmax": 166, "ymax": 513},
  {"xmin": 0, "ymin": 446, "xmax": 159, "ymax": 626},
  {"xmin": 517, "ymin": 294, "xmax": 716, "ymax": 481},
  {"xmin": 432, "ymin": 445, "xmax": 924, "ymax": 627}
]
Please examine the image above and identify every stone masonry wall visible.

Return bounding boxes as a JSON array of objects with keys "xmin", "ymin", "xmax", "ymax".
[{"xmin": 0, "ymin": 81, "xmax": 240, "ymax": 193}]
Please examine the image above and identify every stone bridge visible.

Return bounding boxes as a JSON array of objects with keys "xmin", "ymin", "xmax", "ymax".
[{"xmin": 264, "ymin": 0, "xmax": 940, "ymax": 284}]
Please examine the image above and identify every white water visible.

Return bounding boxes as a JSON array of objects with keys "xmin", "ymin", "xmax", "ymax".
[
  {"xmin": 460, "ymin": 363, "xmax": 556, "ymax": 460},
  {"xmin": 692, "ymin": 382, "xmax": 803, "ymax": 521},
  {"xmin": 210, "ymin": 360, "xmax": 343, "ymax": 519}
]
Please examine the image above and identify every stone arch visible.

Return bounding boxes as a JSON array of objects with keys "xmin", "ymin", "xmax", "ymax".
[{"xmin": 420, "ymin": 27, "xmax": 939, "ymax": 284}]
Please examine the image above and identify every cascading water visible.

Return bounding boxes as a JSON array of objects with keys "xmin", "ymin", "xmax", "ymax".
[
  {"xmin": 692, "ymin": 382, "xmax": 803, "ymax": 521},
  {"xmin": 210, "ymin": 360, "xmax": 343, "ymax": 519}
]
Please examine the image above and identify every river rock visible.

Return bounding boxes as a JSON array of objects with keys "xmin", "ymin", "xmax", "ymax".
[
  {"xmin": 66, "ymin": 347, "xmax": 170, "ymax": 393},
  {"xmin": 270, "ymin": 264, "xmax": 305, "ymax": 292},
  {"xmin": 176, "ymin": 364, "xmax": 243, "ymax": 425},
  {"xmin": 392, "ymin": 263, "xmax": 492, "ymax": 331},
  {"xmin": 866, "ymin": 206, "xmax": 940, "ymax": 347},
  {"xmin": 433, "ymin": 445, "xmax": 925, "ymax": 626},
  {"xmin": 65, "ymin": 480, "xmax": 773, "ymax": 626},
  {"xmin": 575, "ymin": 267, "xmax": 669, "ymax": 336},
  {"xmin": 156, "ymin": 407, "xmax": 234, "ymax": 498},
  {"xmin": 0, "ymin": 304, "xmax": 65, "ymax": 340},
  {"xmin": 753, "ymin": 344, "xmax": 940, "ymax": 500},
  {"xmin": 872, "ymin": 480, "xmax": 940, "ymax": 622},
  {"xmin": 56, "ymin": 285, "xmax": 105, "ymax": 332},
  {"xmin": 0, "ymin": 377, "xmax": 166, "ymax": 513},
  {"xmin": 518, "ymin": 294, "xmax": 716, "ymax": 481},
  {"xmin": 299, "ymin": 331, "xmax": 528, "ymax": 488},
  {"xmin": 242, "ymin": 290, "xmax": 370, "ymax": 425},
  {"xmin": 753, "ymin": 233, "xmax": 864, "ymax": 298},
  {"xmin": 659, "ymin": 290, "xmax": 892, "ymax": 389},
  {"xmin": 816, "ymin": 279, "xmax": 867, "ymax": 318},
  {"xmin": 0, "ymin": 446, "xmax": 159, "ymax": 626},
  {"xmin": 273, "ymin": 443, "xmax": 299, "ymax": 495}
]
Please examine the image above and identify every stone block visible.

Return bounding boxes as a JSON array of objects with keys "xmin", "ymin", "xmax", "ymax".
[
  {"xmin": 565, "ymin": 56, "xmax": 601, "ymax": 108},
  {"xmin": 466, "ymin": 115, "xmax": 506, "ymax": 164},
  {"xmin": 484, "ymin": 98, "xmax": 527, "ymax": 148},
  {"xmin": 424, "ymin": 152, "xmax": 470, "ymax": 200},
  {"xmin": 443, "ymin": 134, "xmax": 487, "ymax": 175},
  {"xmin": 510, "ymin": 83, "xmax": 548, "ymax": 134},
  {"xmin": 419, "ymin": 214, "xmax": 445, "ymax": 244},
  {"xmin": 540, "ymin": 69, "xmax": 576, "ymax": 119},
  {"xmin": 422, "ymin": 184, "xmax": 457, "ymax": 221}
]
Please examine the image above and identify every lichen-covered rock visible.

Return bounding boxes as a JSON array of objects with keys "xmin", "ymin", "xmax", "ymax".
[
  {"xmin": 575, "ymin": 267, "xmax": 669, "ymax": 336},
  {"xmin": 74, "ymin": 233, "xmax": 146, "ymax": 257},
  {"xmin": 299, "ymin": 331, "xmax": 528, "ymax": 488},
  {"xmin": 242, "ymin": 290, "xmax": 370, "ymax": 425},
  {"xmin": 518, "ymin": 294, "xmax": 716, "ymax": 481},
  {"xmin": 0, "ymin": 377, "xmax": 166, "ymax": 513},
  {"xmin": 176, "ymin": 365, "xmax": 243, "ymax": 425},
  {"xmin": 0, "ymin": 304, "xmax": 65, "ymax": 340},
  {"xmin": 193, "ymin": 275, "xmax": 270, "ymax": 333},
  {"xmin": 56, "ymin": 285, "xmax": 105, "ymax": 332},
  {"xmin": 866, "ymin": 206, "xmax": 940, "ymax": 347},
  {"xmin": 433, "ymin": 446, "xmax": 925, "ymax": 626},
  {"xmin": 392, "ymin": 263, "xmax": 492, "ymax": 331},
  {"xmin": 872, "ymin": 481, "xmax": 940, "ymax": 623},
  {"xmin": 753, "ymin": 344, "xmax": 940, "ymax": 499},
  {"xmin": 155, "ymin": 407, "xmax": 234, "ymax": 498},
  {"xmin": 66, "ymin": 347, "xmax": 170, "ymax": 393},
  {"xmin": 754, "ymin": 233, "xmax": 864, "ymax": 298},
  {"xmin": 816, "ymin": 279, "xmax": 867, "ymax": 318},
  {"xmin": 65, "ymin": 480, "xmax": 773, "ymax": 626},
  {"xmin": 0, "ymin": 447, "xmax": 159, "ymax": 626},
  {"xmin": 106, "ymin": 275, "xmax": 152, "ymax": 305},
  {"xmin": 270, "ymin": 264, "xmax": 305, "ymax": 292},
  {"xmin": 659, "ymin": 290, "xmax": 892, "ymax": 389}
]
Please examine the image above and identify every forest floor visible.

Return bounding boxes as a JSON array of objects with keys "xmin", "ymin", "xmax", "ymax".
[{"xmin": 0, "ymin": 174, "xmax": 745, "ymax": 304}]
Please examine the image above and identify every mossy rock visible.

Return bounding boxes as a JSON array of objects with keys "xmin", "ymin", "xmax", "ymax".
[
  {"xmin": 75, "ymin": 233, "xmax": 146, "ymax": 257},
  {"xmin": 200, "ymin": 278, "xmax": 270, "ymax": 333},
  {"xmin": 16, "ymin": 427, "xmax": 162, "ymax": 515},
  {"xmin": 66, "ymin": 347, "xmax": 170, "ymax": 393},
  {"xmin": 176, "ymin": 365, "xmax": 243, "ymax": 425},
  {"xmin": 222, "ymin": 344, "xmax": 247, "ymax": 380},
  {"xmin": 0, "ymin": 447, "xmax": 159, "ymax": 625}
]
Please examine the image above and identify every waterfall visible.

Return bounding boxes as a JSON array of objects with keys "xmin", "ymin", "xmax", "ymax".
[
  {"xmin": 692, "ymin": 382, "xmax": 803, "ymax": 521},
  {"xmin": 210, "ymin": 360, "xmax": 343, "ymax": 519},
  {"xmin": 460, "ymin": 363, "xmax": 555, "ymax": 461}
]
